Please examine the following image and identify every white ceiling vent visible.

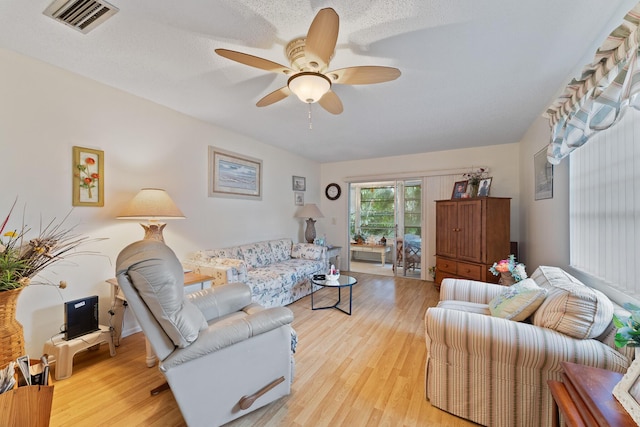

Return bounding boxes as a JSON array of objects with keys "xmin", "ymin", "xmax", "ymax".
[{"xmin": 43, "ymin": 0, "xmax": 118, "ymax": 34}]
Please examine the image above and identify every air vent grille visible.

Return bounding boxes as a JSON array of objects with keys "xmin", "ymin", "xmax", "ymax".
[{"xmin": 44, "ymin": 0, "xmax": 119, "ymax": 34}]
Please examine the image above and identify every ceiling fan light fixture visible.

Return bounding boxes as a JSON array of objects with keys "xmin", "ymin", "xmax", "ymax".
[{"xmin": 288, "ymin": 72, "xmax": 331, "ymax": 103}]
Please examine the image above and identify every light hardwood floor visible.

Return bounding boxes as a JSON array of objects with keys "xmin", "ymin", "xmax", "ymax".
[{"xmin": 49, "ymin": 273, "xmax": 477, "ymax": 426}]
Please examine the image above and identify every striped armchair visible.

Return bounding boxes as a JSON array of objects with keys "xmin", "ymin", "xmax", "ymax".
[{"xmin": 424, "ymin": 267, "xmax": 633, "ymax": 427}]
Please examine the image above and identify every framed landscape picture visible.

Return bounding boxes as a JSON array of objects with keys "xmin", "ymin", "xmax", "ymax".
[
  {"xmin": 72, "ymin": 146, "xmax": 104, "ymax": 207},
  {"xmin": 209, "ymin": 146, "xmax": 262, "ymax": 199}
]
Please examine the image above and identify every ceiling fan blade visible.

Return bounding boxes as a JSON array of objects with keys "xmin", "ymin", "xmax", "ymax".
[
  {"xmin": 305, "ymin": 8, "xmax": 339, "ymax": 70},
  {"xmin": 256, "ymin": 86, "xmax": 291, "ymax": 107},
  {"xmin": 318, "ymin": 90, "xmax": 343, "ymax": 115},
  {"xmin": 327, "ymin": 66, "xmax": 401, "ymax": 85},
  {"xmin": 215, "ymin": 49, "xmax": 293, "ymax": 74}
]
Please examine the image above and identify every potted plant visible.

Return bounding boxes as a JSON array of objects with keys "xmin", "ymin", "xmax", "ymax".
[
  {"xmin": 463, "ymin": 167, "xmax": 489, "ymax": 197},
  {"xmin": 0, "ymin": 198, "xmax": 100, "ymax": 367},
  {"xmin": 489, "ymin": 254, "xmax": 527, "ymax": 285}
]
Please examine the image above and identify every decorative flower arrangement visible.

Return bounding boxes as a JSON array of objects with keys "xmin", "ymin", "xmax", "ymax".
[
  {"xmin": 489, "ymin": 254, "xmax": 527, "ymax": 282},
  {"xmin": 463, "ymin": 167, "xmax": 488, "ymax": 186},
  {"xmin": 613, "ymin": 303, "xmax": 640, "ymax": 348},
  {"xmin": 0, "ymin": 198, "xmax": 100, "ymax": 292},
  {"xmin": 75, "ymin": 157, "xmax": 99, "ymax": 199}
]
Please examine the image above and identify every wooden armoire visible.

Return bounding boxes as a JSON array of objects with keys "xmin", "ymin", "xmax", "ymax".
[{"xmin": 435, "ymin": 197, "xmax": 511, "ymax": 286}]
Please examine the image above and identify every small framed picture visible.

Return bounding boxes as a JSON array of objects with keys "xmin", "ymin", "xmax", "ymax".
[
  {"xmin": 292, "ymin": 176, "xmax": 306, "ymax": 191},
  {"xmin": 72, "ymin": 146, "xmax": 104, "ymax": 207},
  {"xmin": 478, "ymin": 177, "xmax": 492, "ymax": 197},
  {"xmin": 613, "ymin": 359, "xmax": 640, "ymax": 424},
  {"xmin": 451, "ymin": 181, "xmax": 468, "ymax": 199},
  {"xmin": 294, "ymin": 192, "xmax": 304, "ymax": 206}
]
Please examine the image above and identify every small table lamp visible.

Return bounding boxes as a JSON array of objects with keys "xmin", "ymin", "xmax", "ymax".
[
  {"xmin": 117, "ymin": 188, "xmax": 185, "ymax": 242},
  {"xmin": 296, "ymin": 203, "xmax": 324, "ymax": 243}
]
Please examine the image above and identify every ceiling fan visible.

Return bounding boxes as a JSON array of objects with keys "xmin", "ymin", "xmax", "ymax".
[{"xmin": 215, "ymin": 7, "xmax": 401, "ymax": 115}]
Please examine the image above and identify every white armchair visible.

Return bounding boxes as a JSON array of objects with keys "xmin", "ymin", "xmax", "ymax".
[{"xmin": 116, "ymin": 240, "xmax": 294, "ymax": 427}]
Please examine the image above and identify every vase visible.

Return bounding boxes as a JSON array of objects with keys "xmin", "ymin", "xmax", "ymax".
[
  {"xmin": 468, "ymin": 183, "xmax": 479, "ymax": 198},
  {"xmin": 0, "ymin": 288, "xmax": 25, "ymax": 368},
  {"xmin": 499, "ymin": 272, "xmax": 516, "ymax": 286}
]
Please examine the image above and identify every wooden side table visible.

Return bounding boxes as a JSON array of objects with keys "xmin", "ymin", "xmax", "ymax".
[
  {"xmin": 349, "ymin": 243, "xmax": 391, "ymax": 266},
  {"xmin": 548, "ymin": 361, "xmax": 635, "ymax": 427},
  {"xmin": 107, "ymin": 272, "xmax": 214, "ymax": 367}
]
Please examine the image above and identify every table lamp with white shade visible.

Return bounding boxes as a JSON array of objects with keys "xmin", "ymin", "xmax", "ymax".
[
  {"xmin": 117, "ymin": 188, "xmax": 185, "ymax": 242},
  {"xmin": 295, "ymin": 203, "xmax": 324, "ymax": 243}
]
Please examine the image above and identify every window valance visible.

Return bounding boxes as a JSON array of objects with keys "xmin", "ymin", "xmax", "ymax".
[{"xmin": 546, "ymin": 4, "xmax": 640, "ymax": 164}]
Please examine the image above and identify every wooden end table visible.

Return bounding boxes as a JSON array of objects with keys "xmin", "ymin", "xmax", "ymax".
[{"xmin": 548, "ymin": 361, "xmax": 635, "ymax": 426}]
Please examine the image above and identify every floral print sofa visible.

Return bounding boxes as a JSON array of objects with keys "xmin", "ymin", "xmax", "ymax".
[{"xmin": 182, "ymin": 238, "xmax": 326, "ymax": 308}]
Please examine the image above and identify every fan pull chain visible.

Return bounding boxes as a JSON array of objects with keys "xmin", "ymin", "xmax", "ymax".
[{"xmin": 308, "ymin": 103, "xmax": 313, "ymax": 130}]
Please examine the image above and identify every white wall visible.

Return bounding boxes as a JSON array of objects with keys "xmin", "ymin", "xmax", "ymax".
[
  {"xmin": 319, "ymin": 143, "xmax": 521, "ymax": 270},
  {"xmin": 0, "ymin": 48, "xmax": 320, "ymax": 354},
  {"xmin": 517, "ymin": 115, "xmax": 570, "ymax": 271}
]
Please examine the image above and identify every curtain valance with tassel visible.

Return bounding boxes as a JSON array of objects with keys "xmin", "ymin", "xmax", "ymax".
[{"xmin": 546, "ymin": 4, "xmax": 640, "ymax": 164}]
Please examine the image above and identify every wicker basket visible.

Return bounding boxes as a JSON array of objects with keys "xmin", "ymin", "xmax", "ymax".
[{"xmin": 0, "ymin": 288, "xmax": 26, "ymax": 369}]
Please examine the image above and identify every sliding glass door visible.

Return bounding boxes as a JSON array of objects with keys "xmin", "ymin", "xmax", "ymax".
[
  {"xmin": 348, "ymin": 179, "xmax": 423, "ymax": 279},
  {"xmin": 394, "ymin": 179, "xmax": 422, "ymax": 278}
]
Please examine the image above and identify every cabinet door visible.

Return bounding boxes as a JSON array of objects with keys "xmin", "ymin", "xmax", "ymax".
[
  {"xmin": 436, "ymin": 201, "xmax": 458, "ymax": 258},
  {"xmin": 457, "ymin": 200, "xmax": 482, "ymax": 262}
]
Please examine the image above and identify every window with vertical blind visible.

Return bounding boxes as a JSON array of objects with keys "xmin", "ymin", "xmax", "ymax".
[{"xmin": 570, "ymin": 108, "xmax": 640, "ymax": 301}]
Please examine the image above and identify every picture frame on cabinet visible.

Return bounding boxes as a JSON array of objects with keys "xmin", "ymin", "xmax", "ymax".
[
  {"xmin": 72, "ymin": 146, "xmax": 104, "ymax": 207},
  {"xmin": 478, "ymin": 178, "xmax": 492, "ymax": 197},
  {"xmin": 451, "ymin": 181, "xmax": 467, "ymax": 199},
  {"xmin": 209, "ymin": 146, "xmax": 262, "ymax": 199}
]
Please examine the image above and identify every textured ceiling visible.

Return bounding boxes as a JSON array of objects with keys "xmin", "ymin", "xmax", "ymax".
[{"xmin": 0, "ymin": 0, "xmax": 636, "ymax": 162}]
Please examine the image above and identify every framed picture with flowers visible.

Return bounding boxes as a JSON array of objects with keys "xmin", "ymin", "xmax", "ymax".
[{"xmin": 72, "ymin": 146, "xmax": 104, "ymax": 207}]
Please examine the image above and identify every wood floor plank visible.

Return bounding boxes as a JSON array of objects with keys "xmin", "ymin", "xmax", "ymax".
[{"xmin": 48, "ymin": 272, "xmax": 477, "ymax": 426}]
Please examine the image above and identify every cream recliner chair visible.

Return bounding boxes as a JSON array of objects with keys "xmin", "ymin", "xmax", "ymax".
[{"xmin": 116, "ymin": 240, "xmax": 294, "ymax": 427}]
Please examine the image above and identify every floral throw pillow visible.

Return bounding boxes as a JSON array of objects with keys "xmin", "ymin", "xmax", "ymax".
[{"xmin": 489, "ymin": 278, "xmax": 548, "ymax": 321}]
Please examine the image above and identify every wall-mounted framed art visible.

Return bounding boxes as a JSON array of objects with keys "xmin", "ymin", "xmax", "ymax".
[
  {"xmin": 209, "ymin": 146, "xmax": 262, "ymax": 200},
  {"xmin": 534, "ymin": 147, "xmax": 553, "ymax": 200},
  {"xmin": 292, "ymin": 176, "xmax": 306, "ymax": 191},
  {"xmin": 294, "ymin": 192, "xmax": 304, "ymax": 206},
  {"xmin": 72, "ymin": 146, "xmax": 104, "ymax": 207}
]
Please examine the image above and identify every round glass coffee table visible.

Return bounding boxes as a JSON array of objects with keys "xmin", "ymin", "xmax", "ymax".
[{"xmin": 311, "ymin": 275, "xmax": 358, "ymax": 315}]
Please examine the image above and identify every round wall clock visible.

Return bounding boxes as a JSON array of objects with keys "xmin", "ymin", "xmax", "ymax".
[{"xmin": 325, "ymin": 183, "xmax": 341, "ymax": 200}]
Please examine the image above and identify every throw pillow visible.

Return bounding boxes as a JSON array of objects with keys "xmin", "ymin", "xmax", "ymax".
[
  {"xmin": 240, "ymin": 241, "xmax": 275, "ymax": 268},
  {"xmin": 269, "ymin": 238, "xmax": 292, "ymax": 262},
  {"xmin": 489, "ymin": 278, "xmax": 548, "ymax": 321},
  {"xmin": 531, "ymin": 266, "xmax": 614, "ymax": 339}
]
